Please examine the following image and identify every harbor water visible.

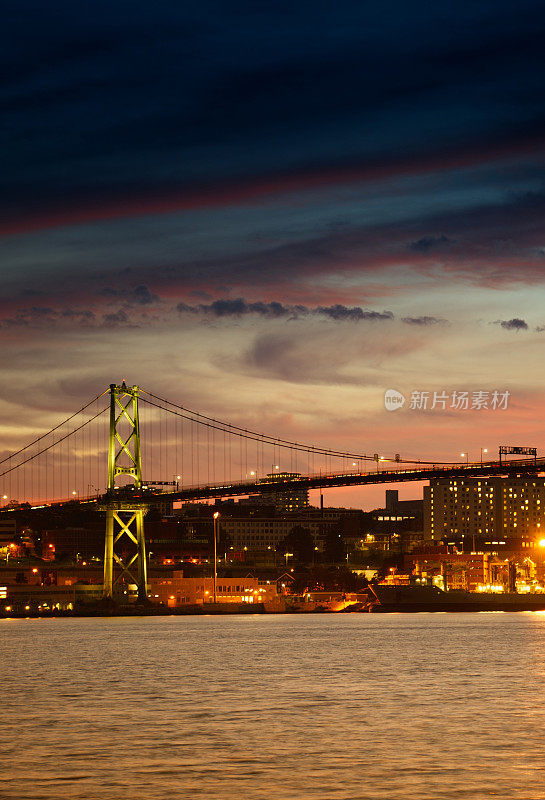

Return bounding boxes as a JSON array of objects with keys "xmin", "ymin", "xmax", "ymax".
[{"xmin": 2, "ymin": 613, "xmax": 545, "ymax": 799}]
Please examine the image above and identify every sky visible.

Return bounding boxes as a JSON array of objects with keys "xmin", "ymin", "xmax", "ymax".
[{"xmin": 2, "ymin": 0, "xmax": 545, "ymax": 507}]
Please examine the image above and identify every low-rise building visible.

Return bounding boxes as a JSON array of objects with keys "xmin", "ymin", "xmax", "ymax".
[{"xmin": 148, "ymin": 570, "xmax": 278, "ymax": 607}]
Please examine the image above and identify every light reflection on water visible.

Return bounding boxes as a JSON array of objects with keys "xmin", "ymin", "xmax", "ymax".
[{"xmin": 2, "ymin": 613, "xmax": 545, "ymax": 799}]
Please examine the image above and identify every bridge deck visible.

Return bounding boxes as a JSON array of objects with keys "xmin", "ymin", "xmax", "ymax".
[
  {"xmin": 4, "ymin": 458, "xmax": 544, "ymax": 510},
  {"xmin": 161, "ymin": 458, "xmax": 545, "ymax": 502}
]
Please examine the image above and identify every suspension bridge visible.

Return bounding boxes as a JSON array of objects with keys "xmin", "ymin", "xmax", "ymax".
[{"xmin": 0, "ymin": 382, "xmax": 542, "ymax": 601}]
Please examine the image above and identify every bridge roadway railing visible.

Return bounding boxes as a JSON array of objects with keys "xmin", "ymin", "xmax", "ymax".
[
  {"xmin": 3, "ymin": 457, "xmax": 544, "ymax": 511},
  {"xmin": 156, "ymin": 457, "xmax": 545, "ymax": 502}
]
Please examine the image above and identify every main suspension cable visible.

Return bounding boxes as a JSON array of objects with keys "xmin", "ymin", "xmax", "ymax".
[
  {"xmin": 0, "ymin": 390, "xmax": 109, "ymax": 466},
  {"xmin": 140, "ymin": 390, "xmax": 459, "ymax": 465},
  {"xmin": 140, "ymin": 395, "xmax": 373, "ymax": 461},
  {"xmin": 0, "ymin": 406, "xmax": 109, "ymax": 479}
]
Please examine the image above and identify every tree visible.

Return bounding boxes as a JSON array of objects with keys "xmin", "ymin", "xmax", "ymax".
[
  {"xmin": 324, "ymin": 528, "xmax": 345, "ymax": 563},
  {"xmin": 278, "ymin": 525, "xmax": 314, "ymax": 564}
]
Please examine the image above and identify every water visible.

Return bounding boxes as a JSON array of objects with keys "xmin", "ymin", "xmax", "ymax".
[{"xmin": 2, "ymin": 613, "xmax": 545, "ymax": 800}]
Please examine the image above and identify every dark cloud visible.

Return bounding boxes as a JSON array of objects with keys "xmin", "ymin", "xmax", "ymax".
[
  {"xmin": 100, "ymin": 285, "xmax": 159, "ymax": 306},
  {"xmin": 61, "ymin": 308, "xmax": 95, "ymax": 321},
  {"xmin": 176, "ymin": 298, "xmax": 394, "ymax": 322},
  {"xmin": 2, "ymin": 307, "xmax": 58, "ymax": 327},
  {"xmin": 495, "ymin": 318, "xmax": 529, "ymax": 330},
  {"xmin": 206, "ymin": 299, "xmax": 290, "ymax": 318},
  {"xmin": 102, "ymin": 309, "xmax": 132, "ymax": 327},
  {"xmin": 132, "ymin": 285, "xmax": 158, "ymax": 305},
  {"xmin": 408, "ymin": 235, "xmax": 454, "ymax": 253},
  {"xmin": 401, "ymin": 316, "xmax": 445, "ymax": 326},
  {"xmin": 1, "ymin": 306, "xmax": 96, "ymax": 328},
  {"xmin": 315, "ymin": 305, "xmax": 393, "ymax": 322}
]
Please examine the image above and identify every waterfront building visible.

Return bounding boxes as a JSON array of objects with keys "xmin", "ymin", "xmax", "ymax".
[{"xmin": 148, "ymin": 571, "xmax": 279, "ymax": 606}]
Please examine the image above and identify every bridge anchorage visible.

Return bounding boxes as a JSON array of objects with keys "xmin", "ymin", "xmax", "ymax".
[{"xmin": 100, "ymin": 382, "xmax": 148, "ymax": 602}]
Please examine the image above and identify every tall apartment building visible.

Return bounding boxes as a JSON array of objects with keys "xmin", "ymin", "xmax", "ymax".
[{"xmin": 424, "ymin": 476, "xmax": 545, "ymax": 549}]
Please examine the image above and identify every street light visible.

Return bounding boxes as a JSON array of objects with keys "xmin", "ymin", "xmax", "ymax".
[
  {"xmin": 460, "ymin": 452, "xmax": 469, "ymax": 465},
  {"xmin": 480, "ymin": 448, "xmax": 488, "ymax": 465},
  {"xmin": 213, "ymin": 512, "xmax": 219, "ymax": 603}
]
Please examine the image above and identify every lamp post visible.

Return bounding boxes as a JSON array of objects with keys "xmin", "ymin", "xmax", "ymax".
[
  {"xmin": 460, "ymin": 452, "xmax": 469, "ymax": 465},
  {"xmin": 480, "ymin": 448, "xmax": 487, "ymax": 465},
  {"xmin": 213, "ymin": 512, "xmax": 219, "ymax": 603}
]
